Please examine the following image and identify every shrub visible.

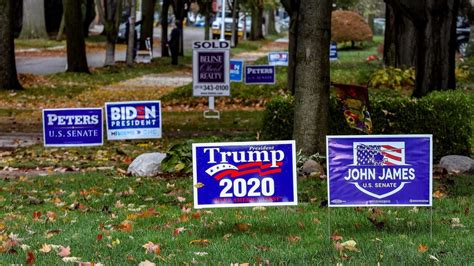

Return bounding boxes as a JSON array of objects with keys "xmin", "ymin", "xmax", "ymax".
[
  {"xmin": 332, "ymin": 10, "xmax": 373, "ymax": 43},
  {"xmin": 369, "ymin": 67, "xmax": 415, "ymax": 92},
  {"xmin": 262, "ymin": 90, "xmax": 473, "ymax": 160}
]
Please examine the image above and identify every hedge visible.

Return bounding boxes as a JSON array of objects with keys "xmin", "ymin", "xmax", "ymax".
[{"xmin": 261, "ymin": 90, "xmax": 473, "ymax": 160}]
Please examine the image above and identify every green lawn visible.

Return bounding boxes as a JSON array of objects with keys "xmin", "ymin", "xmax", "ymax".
[{"xmin": 0, "ymin": 172, "xmax": 472, "ymax": 264}]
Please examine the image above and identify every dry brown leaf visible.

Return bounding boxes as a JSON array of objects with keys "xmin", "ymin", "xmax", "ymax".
[
  {"xmin": 287, "ymin": 235, "xmax": 301, "ymax": 243},
  {"xmin": 417, "ymin": 244, "xmax": 428, "ymax": 253},
  {"xmin": 235, "ymin": 223, "xmax": 251, "ymax": 232}
]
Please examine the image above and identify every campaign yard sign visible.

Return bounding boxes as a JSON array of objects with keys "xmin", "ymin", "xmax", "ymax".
[
  {"xmin": 268, "ymin": 52, "xmax": 289, "ymax": 66},
  {"xmin": 330, "ymin": 42, "xmax": 338, "ymax": 61},
  {"xmin": 327, "ymin": 135, "xmax": 432, "ymax": 207},
  {"xmin": 244, "ymin": 65, "xmax": 275, "ymax": 84},
  {"xmin": 43, "ymin": 108, "xmax": 103, "ymax": 147},
  {"xmin": 193, "ymin": 141, "xmax": 297, "ymax": 208},
  {"xmin": 192, "ymin": 40, "xmax": 230, "ymax": 96},
  {"xmin": 230, "ymin": 60, "xmax": 244, "ymax": 82},
  {"xmin": 105, "ymin": 101, "xmax": 162, "ymax": 140}
]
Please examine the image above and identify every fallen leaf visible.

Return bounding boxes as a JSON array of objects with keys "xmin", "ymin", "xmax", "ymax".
[
  {"xmin": 194, "ymin": 182, "xmax": 204, "ymax": 188},
  {"xmin": 112, "ymin": 238, "xmax": 121, "ymax": 246},
  {"xmin": 138, "ymin": 260, "xmax": 156, "ymax": 266},
  {"xmin": 58, "ymin": 246, "xmax": 71, "ymax": 257},
  {"xmin": 142, "ymin": 241, "xmax": 161, "ymax": 255},
  {"xmin": 341, "ymin": 240, "xmax": 360, "ymax": 252},
  {"xmin": 287, "ymin": 235, "xmax": 301, "ymax": 243},
  {"xmin": 451, "ymin": 217, "xmax": 465, "ymax": 228},
  {"xmin": 331, "ymin": 232, "xmax": 343, "ymax": 242},
  {"xmin": 33, "ymin": 211, "xmax": 41, "ymax": 221},
  {"xmin": 20, "ymin": 244, "xmax": 30, "ymax": 251},
  {"xmin": 235, "ymin": 223, "xmax": 251, "ymax": 232},
  {"xmin": 118, "ymin": 221, "xmax": 133, "ymax": 232},
  {"xmin": 409, "ymin": 207, "xmax": 419, "ymax": 213},
  {"xmin": 252, "ymin": 206, "xmax": 266, "ymax": 212},
  {"xmin": 26, "ymin": 251, "xmax": 35, "ymax": 265},
  {"xmin": 45, "ymin": 229, "xmax": 62, "ymax": 238},
  {"xmin": 429, "ymin": 254, "xmax": 440, "ymax": 262},
  {"xmin": 194, "ymin": 252, "xmax": 208, "ymax": 256},
  {"xmin": 61, "ymin": 257, "xmax": 82, "ymax": 263},
  {"xmin": 417, "ymin": 244, "xmax": 428, "ymax": 253},
  {"xmin": 173, "ymin": 227, "xmax": 185, "ymax": 236},
  {"xmin": 189, "ymin": 239, "xmax": 210, "ymax": 246},
  {"xmin": 255, "ymin": 245, "xmax": 271, "ymax": 251},
  {"xmin": 97, "ymin": 234, "xmax": 103, "ymax": 241},
  {"xmin": 433, "ymin": 190, "xmax": 445, "ymax": 199},
  {"xmin": 177, "ymin": 196, "xmax": 186, "ymax": 202},
  {"xmin": 46, "ymin": 211, "xmax": 57, "ymax": 222},
  {"xmin": 179, "ymin": 214, "xmax": 190, "ymax": 222},
  {"xmin": 223, "ymin": 233, "xmax": 232, "ymax": 241},
  {"xmin": 78, "ymin": 262, "xmax": 104, "ymax": 266},
  {"xmin": 192, "ymin": 212, "xmax": 201, "ymax": 220},
  {"xmin": 39, "ymin": 243, "xmax": 52, "ymax": 253}
]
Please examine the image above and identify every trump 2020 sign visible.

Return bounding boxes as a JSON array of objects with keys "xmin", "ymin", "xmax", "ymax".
[
  {"xmin": 105, "ymin": 101, "xmax": 162, "ymax": 140},
  {"xmin": 193, "ymin": 141, "xmax": 297, "ymax": 209},
  {"xmin": 327, "ymin": 135, "xmax": 432, "ymax": 207},
  {"xmin": 43, "ymin": 108, "xmax": 103, "ymax": 147}
]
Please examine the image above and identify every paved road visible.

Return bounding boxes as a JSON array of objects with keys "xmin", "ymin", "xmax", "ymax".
[{"xmin": 16, "ymin": 27, "xmax": 206, "ymax": 75}]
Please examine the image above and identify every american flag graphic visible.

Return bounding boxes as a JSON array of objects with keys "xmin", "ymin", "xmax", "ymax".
[
  {"xmin": 206, "ymin": 162, "xmax": 283, "ymax": 180},
  {"xmin": 353, "ymin": 142, "xmax": 405, "ymax": 166}
]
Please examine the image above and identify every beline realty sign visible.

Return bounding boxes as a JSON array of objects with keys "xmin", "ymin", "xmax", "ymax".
[
  {"xmin": 105, "ymin": 101, "xmax": 162, "ymax": 140},
  {"xmin": 193, "ymin": 141, "xmax": 297, "ymax": 208},
  {"xmin": 192, "ymin": 41, "xmax": 230, "ymax": 96},
  {"xmin": 326, "ymin": 135, "xmax": 432, "ymax": 207},
  {"xmin": 43, "ymin": 108, "xmax": 103, "ymax": 147}
]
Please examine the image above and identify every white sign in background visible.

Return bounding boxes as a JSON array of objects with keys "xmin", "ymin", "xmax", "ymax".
[{"xmin": 192, "ymin": 41, "xmax": 231, "ymax": 97}]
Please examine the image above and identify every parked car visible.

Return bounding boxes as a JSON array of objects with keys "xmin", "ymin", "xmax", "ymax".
[
  {"xmin": 117, "ymin": 20, "xmax": 142, "ymax": 43},
  {"xmin": 456, "ymin": 16, "xmax": 470, "ymax": 57},
  {"xmin": 211, "ymin": 11, "xmax": 244, "ymax": 39}
]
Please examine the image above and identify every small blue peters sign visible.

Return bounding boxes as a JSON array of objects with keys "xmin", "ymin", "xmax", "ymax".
[
  {"xmin": 105, "ymin": 101, "xmax": 162, "ymax": 140},
  {"xmin": 245, "ymin": 65, "xmax": 275, "ymax": 84},
  {"xmin": 330, "ymin": 42, "xmax": 338, "ymax": 61},
  {"xmin": 43, "ymin": 108, "xmax": 103, "ymax": 147},
  {"xmin": 230, "ymin": 60, "xmax": 243, "ymax": 82},
  {"xmin": 327, "ymin": 135, "xmax": 432, "ymax": 207},
  {"xmin": 193, "ymin": 141, "xmax": 297, "ymax": 208},
  {"xmin": 268, "ymin": 52, "xmax": 289, "ymax": 66}
]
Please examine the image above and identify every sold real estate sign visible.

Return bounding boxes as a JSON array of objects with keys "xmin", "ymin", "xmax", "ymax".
[
  {"xmin": 326, "ymin": 135, "xmax": 432, "ymax": 207},
  {"xmin": 192, "ymin": 40, "xmax": 230, "ymax": 96},
  {"xmin": 193, "ymin": 141, "xmax": 297, "ymax": 208},
  {"xmin": 105, "ymin": 101, "xmax": 162, "ymax": 140},
  {"xmin": 43, "ymin": 108, "xmax": 103, "ymax": 147}
]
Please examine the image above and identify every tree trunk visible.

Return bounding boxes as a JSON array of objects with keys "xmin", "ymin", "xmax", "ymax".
[
  {"xmin": 161, "ymin": 0, "xmax": 170, "ymax": 57},
  {"xmin": 0, "ymin": 0, "xmax": 23, "ymax": 90},
  {"xmin": 281, "ymin": 0, "xmax": 298, "ymax": 95},
  {"xmin": 204, "ymin": 6, "xmax": 210, "ymax": 40},
  {"xmin": 413, "ymin": 0, "xmax": 458, "ymax": 97},
  {"xmin": 65, "ymin": 0, "xmax": 89, "ymax": 73},
  {"xmin": 230, "ymin": 0, "xmax": 238, "ymax": 47},
  {"xmin": 140, "ymin": 0, "xmax": 156, "ymax": 50},
  {"xmin": 267, "ymin": 6, "xmax": 277, "ymax": 35},
  {"xmin": 83, "ymin": 0, "xmax": 96, "ymax": 38},
  {"xmin": 172, "ymin": 0, "xmax": 187, "ymax": 56},
  {"xmin": 56, "ymin": 10, "xmax": 66, "ymax": 41},
  {"xmin": 293, "ymin": 0, "xmax": 332, "ymax": 155},
  {"xmin": 126, "ymin": 0, "xmax": 137, "ymax": 65},
  {"xmin": 250, "ymin": 0, "xmax": 264, "ymax": 40},
  {"xmin": 383, "ymin": 3, "xmax": 417, "ymax": 67},
  {"xmin": 96, "ymin": 0, "xmax": 123, "ymax": 66},
  {"xmin": 385, "ymin": 0, "xmax": 458, "ymax": 97},
  {"xmin": 19, "ymin": 0, "xmax": 48, "ymax": 39}
]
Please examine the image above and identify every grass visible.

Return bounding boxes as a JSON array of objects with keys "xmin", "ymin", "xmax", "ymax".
[
  {"xmin": 0, "ymin": 172, "xmax": 472, "ymax": 264},
  {"xmin": 14, "ymin": 39, "xmax": 66, "ymax": 50}
]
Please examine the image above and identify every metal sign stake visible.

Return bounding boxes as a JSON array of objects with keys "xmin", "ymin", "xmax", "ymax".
[{"xmin": 203, "ymin": 0, "xmax": 227, "ymax": 120}]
